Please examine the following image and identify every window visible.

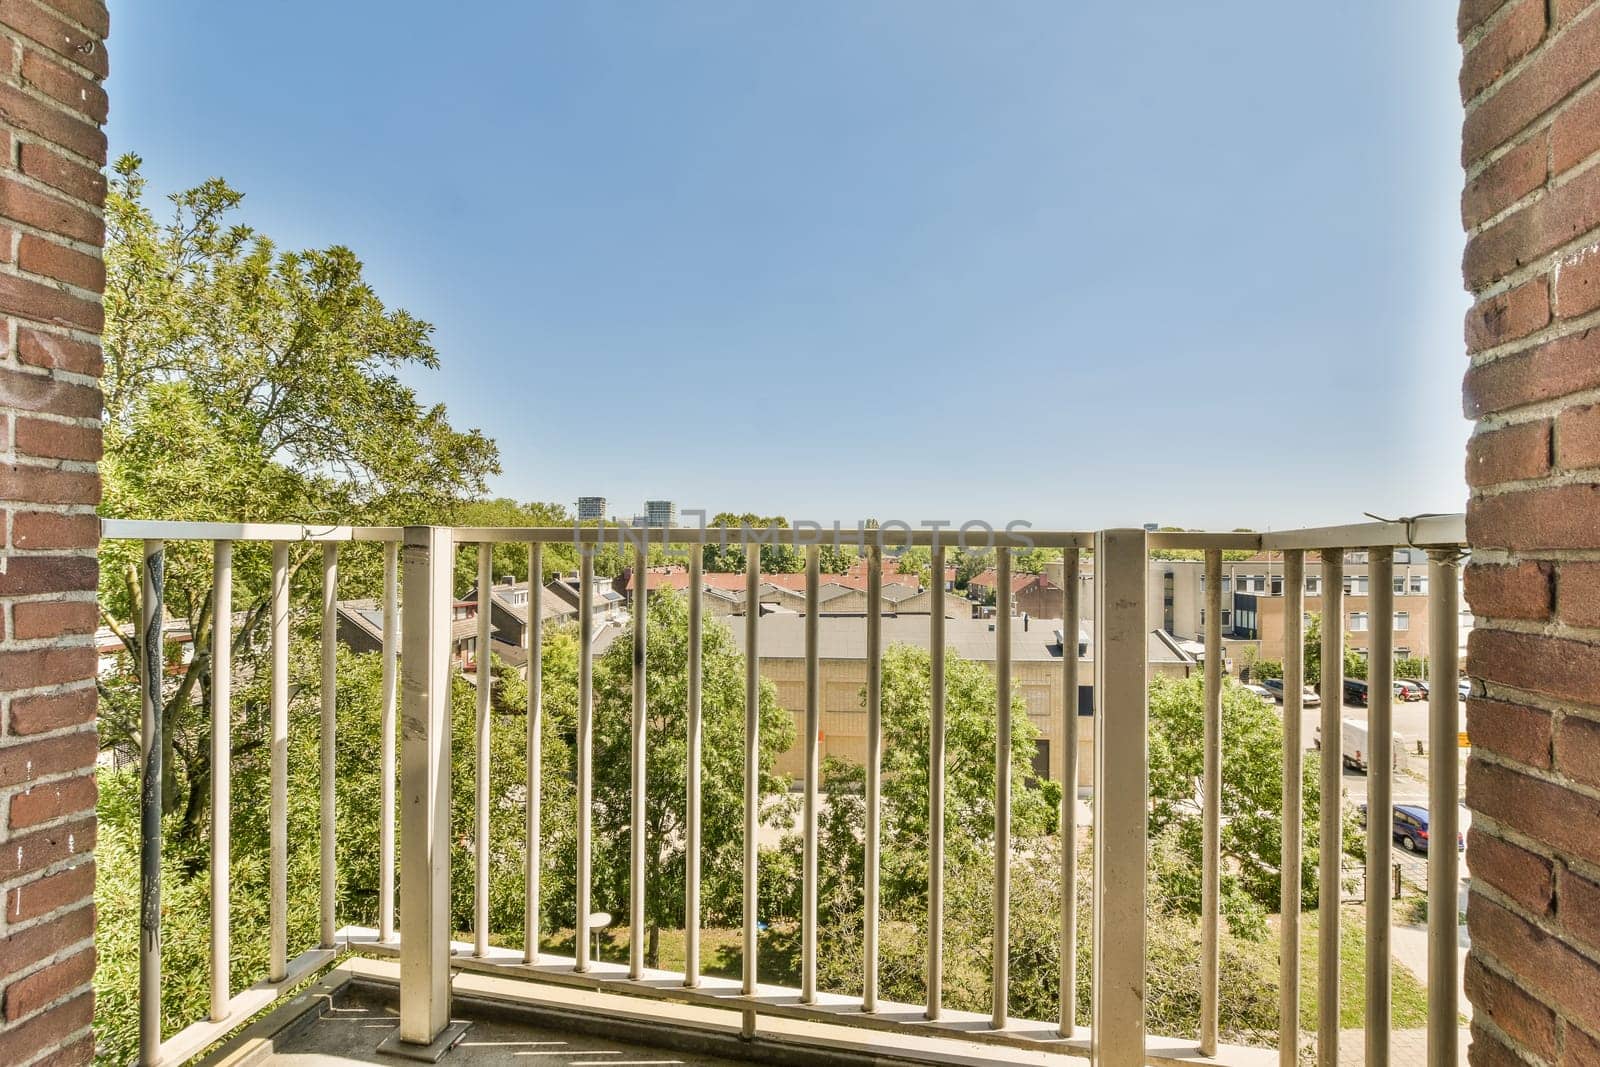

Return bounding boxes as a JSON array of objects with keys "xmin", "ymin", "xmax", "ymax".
[
  {"xmin": 1271, "ymin": 575, "xmax": 1283, "ymax": 595},
  {"xmin": 1394, "ymin": 611, "xmax": 1409, "ymax": 631},
  {"xmin": 1411, "ymin": 575, "xmax": 1427, "ymax": 595},
  {"xmin": 1394, "ymin": 576, "xmax": 1406, "ymax": 595},
  {"xmin": 1349, "ymin": 612, "xmax": 1369, "ymax": 631},
  {"xmin": 1306, "ymin": 576, "xmax": 1321, "ymax": 595},
  {"xmin": 1222, "ymin": 577, "xmax": 1232, "ymax": 593},
  {"xmin": 1221, "ymin": 610, "xmax": 1232, "ymax": 626}
]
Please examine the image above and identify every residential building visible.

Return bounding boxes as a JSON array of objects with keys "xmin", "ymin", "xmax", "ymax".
[
  {"xmin": 733, "ymin": 614, "xmax": 1195, "ymax": 788},
  {"xmin": 576, "ymin": 496, "xmax": 607, "ymax": 521},
  {"xmin": 644, "ymin": 499, "xmax": 676, "ymax": 527}
]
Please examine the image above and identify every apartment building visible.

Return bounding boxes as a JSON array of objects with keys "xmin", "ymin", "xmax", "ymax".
[{"xmin": 732, "ymin": 614, "xmax": 1194, "ymax": 789}]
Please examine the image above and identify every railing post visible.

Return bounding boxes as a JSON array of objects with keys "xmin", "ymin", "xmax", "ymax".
[
  {"xmin": 380, "ymin": 540, "xmax": 399, "ymax": 944},
  {"xmin": 1427, "ymin": 550, "xmax": 1462, "ymax": 1067},
  {"xmin": 474, "ymin": 544, "xmax": 492, "ymax": 958},
  {"xmin": 269, "ymin": 542, "xmax": 289, "ymax": 983},
  {"xmin": 1367, "ymin": 547, "xmax": 1394, "ymax": 1067},
  {"xmin": 1280, "ymin": 550, "xmax": 1306, "ymax": 1067},
  {"xmin": 1092, "ymin": 528, "xmax": 1147, "ymax": 1067},
  {"xmin": 927, "ymin": 543, "xmax": 947, "ymax": 1022},
  {"xmin": 211, "ymin": 540, "xmax": 232, "ymax": 1022},
  {"xmin": 1200, "ymin": 549, "xmax": 1222, "ymax": 1056},
  {"xmin": 992, "ymin": 546, "xmax": 1013, "ymax": 1030},
  {"xmin": 321, "ymin": 543, "xmax": 338, "ymax": 948},
  {"xmin": 140, "ymin": 540, "xmax": 164, "ymax": 1067},
  {"xmin": 397, "ymin": 526, "xmax": 456, "ymax": 1049},
  {"xmin": 1059, "ymin": 547, "xmax": 1081, "ymax": 1038},
  {"xmin": 525, "ymin": 543, "xmax": 544, "ymax": 965},
  {"xmin": 1317, "ymin": 549, "xmax": 1344, "ymax": 1067}
]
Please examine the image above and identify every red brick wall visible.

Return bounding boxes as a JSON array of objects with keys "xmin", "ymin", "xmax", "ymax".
[
  {"xmin": 1458, "ymin": 1, "xmax": 1600, "ymax": 1063},
  {"xmin": 0, "ymin": 2, "xmax": 107, "ymax": 1064}
]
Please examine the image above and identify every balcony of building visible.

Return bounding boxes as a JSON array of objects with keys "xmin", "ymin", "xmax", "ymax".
[{"xmin": 100, "ymin": 514, "xmax": 1471, "ymax": 1067}]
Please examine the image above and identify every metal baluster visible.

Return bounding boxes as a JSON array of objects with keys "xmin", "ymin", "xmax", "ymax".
[
  {"xmin": 863, "ymin": 543, "xmax": 883, "ymax": 1012},
  {"xmin": 380, "ymin": 541, "xmax": 399, "ymax": 944},
  {"xmin": 270, "ymin": 542, "xmax": 289, "ymax": 983},
  {"xmin": 685, "ymin": 547, "xmax": 704, "ymax": 987},
  {"xmin": 927, "ymin": 544, "xmax": 947, "ymax": 1021},
  {"xmin": 992, "ymin": 547, "xmax": 1012, "ymax": 1030},
  {"xmin": 1427, "ymin": 550, "xmax": 1462, "ymax": 1067},
  {"xmin": 1201, "ymin": 550, "xmax": 1222, "ymax": 1055},
  {"xmin": 140, "ymin": 540, "xmax": 165, "ymax": 1066},
  {"xmin": 1059, "ymin": 547, "xmax": 1080, "ymax": 1037},
  {"xmin": 321, "ymin": 543, "xmax": 338, "ymax": 948},
  {"xmin": 576, "ymin": 549, "xmax": 595, "ymax": 971},
  {"xmin": 1317, "ymin": 549, "xmax": 1344, "ymax": 1067},
  {"xmin": 1367, "ymin": 548, "xmax": 1394, "ymax": 1067},
  {"xmin": 743, "ymin": 548, "xmax": 761, "ymax": 1002},
  {"xmin": 630, "ymin": 540, "xmax": 648, "ymax": 980},
  {"xmin": 802, "ymin": 544, "xmax": 820, "ymax": 1004},
  {"xmin": 211, "ymin": 541, "xmax": 232, "ymax": 1021},
  {"xmin": 525, "ymin": 544, "xmax": 543, "ymax": 965},
  {"xmin": 1280, "ymin": 551, "xmax": 1306, "ymax": 1067},
  {"xmin": 475, "ymin": 545, "xmax": 492, "ymax": 957}
]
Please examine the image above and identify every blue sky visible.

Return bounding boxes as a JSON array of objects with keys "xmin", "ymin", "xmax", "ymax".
[{"xmin": 107, "ymin": 3, "xmax": 1469, "ymax": 531}]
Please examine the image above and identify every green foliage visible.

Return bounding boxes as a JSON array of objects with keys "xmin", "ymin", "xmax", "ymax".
[
  {"xmin": 1250, "ymin": 658, "xmax": 1283, "ymax": 683},
  {"xmin": 1013, "ymin": 547, "xmax": 1061, "ymax": 574},
  {"xmin": 1303, "ymin": 612, "xmax": 1368, "ymax": 685},
  {"xmin": 953, "ymin": 547, "xmax": 993, "ymax": 590},
  {"xmin": 98, "ymin": 154, "xmax": 499, "ymax": 833},
  {"xmin": 1149, "ymin": 529, "xmax": 1258, "ymax": 562},
  {"xmin": 587, "ymin": 591, "xmax": 795, "ymax": 962},
  {"xmin": 1394, "ymin": 657, "xmax": 1428, "ymax": 681},
  {"xmin": 893, "ymin": 546, "xmax": 933, "ymax": 586},
  {"xmin": 1148, "ymin": 674, "xmax": 1358, "ymax": 915},
  {"xmin": 700, "ymin": 514, "xmax": 805, "ymax": 574}
]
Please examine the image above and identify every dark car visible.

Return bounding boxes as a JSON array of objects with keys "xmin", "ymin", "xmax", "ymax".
[
  {"xmin": 1343, "ymin": 678, "xmax": 1369, "ymax": 706},
  {"xmin": 1263, "ymin": 676, "xmax": 1321, "ymax": 707},
  {"xmin": 1392, "ymin": 804, "xmax": 1465, "ymax": 854}
]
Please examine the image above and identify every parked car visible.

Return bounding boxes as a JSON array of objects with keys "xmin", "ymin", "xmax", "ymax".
[
  {"xmin": 1393, "ymin": 679, "xmax": 1426, "ymax": 701},
  {"xmin": 1391, "ymin": 804, "xmax": 1465, "ymax": 853},
  {"xmin": 1343, "ymin": 678, "xmax": 1368, "ymax": 706},
  {"xmin": 1406, "ymin": 678, "xmax": 1430, "ymax": 697},
  {"xmin": 1313, "ymin": 717, "xmax": 1403, "ymax": 773},
  {"xmin": 1243, "ymin": 683, "xmax": 1274, "ymax": 701},
  {"xmin": 1458, "ymin": 678, "xmax": 1472, "ymax": 700},
  {"xmin": 1356, "ymin": 803, "xmax": 1466, "ymax": 853},
  {"xmin": 1262, "ymin": 677, "xmax": 1321, "ymax": 707}
]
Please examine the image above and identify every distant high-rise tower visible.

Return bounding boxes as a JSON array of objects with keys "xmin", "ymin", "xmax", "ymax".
[
  {"xmin": 577, "ymin": 497, "xmax": 607, "ymax": 522},
  {"xmin": 644, "ymin": 500, "xmax": 677, "ymax": 528}
]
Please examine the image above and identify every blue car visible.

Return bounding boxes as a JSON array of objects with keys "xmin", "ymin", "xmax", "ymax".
[{"xmin": 1393, "ymin": 804, "xmax": 1464, "ymax": 854}]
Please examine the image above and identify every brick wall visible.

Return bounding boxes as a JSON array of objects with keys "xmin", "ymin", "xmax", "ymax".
[
  {"xmin": 1458, "ymin": 1, "xmax": 1600, "ymax": 1064},
  {"xmin": 0, "ymin": 2, "xmax": 107, "ymax": 1065}
]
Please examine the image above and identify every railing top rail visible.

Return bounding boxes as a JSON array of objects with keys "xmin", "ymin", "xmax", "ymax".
[
  {"xmin": 100, "ymin": 519, "xmax": 402, "ymax": 543},
  {"xmin": 99, "ymin": 514, "xmax": 1467, "ymax": 552},
  {"xmin": 1258, "ymin": 514, "xmax": 1466, "ymax": 552}
]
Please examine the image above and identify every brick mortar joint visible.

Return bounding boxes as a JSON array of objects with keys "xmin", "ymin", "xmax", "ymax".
[
  {"xmin": 1470, "ymin": 613, "xmax": 1600, "ymax": 643},
  {"xmin": 1477, "ymin": 674, "xmax": 1600, "ymax": 722},
  {"xmin": 1465, "ymin": 870, "xmax": 1600, "ymax": 972},
  {"xmin": 0, "ymin": 357, "xmax": 105, "ymax": 392},
  {"xmin": 0, "ymin": 77, "xmax": 108, "ymax": 172},
  {"xmin": 0, "ymin": 29, "xmax": 107, "ymax": 97},
  {"xmin": 1468, "ymin": 465, "xmax": 1600, "ymax": 498},
  {"xmin": 1462, "ymin": 2, "xmax": 1599, "ymax": 123},
  {"xmin": 1465, "ymin": 226, "xmax": 1600, "ymax": 311},
  {"xmin": 0, "ymin": 255, "xmax": 107, "ymax": 308},
  {"xmin": 5, "ymin": 131, "xmax": 110, "ymax": 212},
  {"xmin": 1472, "ymin": 744, "xmax": 1600, "ymax": 801},
  {"xmin": 1459, "ymin": 1, "xmax": 1553, "ymax": 113}
]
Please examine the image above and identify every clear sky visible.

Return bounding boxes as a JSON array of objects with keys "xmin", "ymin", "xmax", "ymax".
[{"xmin": 106, "ymin": 3, "xmax": 1470, "ymax": 532}]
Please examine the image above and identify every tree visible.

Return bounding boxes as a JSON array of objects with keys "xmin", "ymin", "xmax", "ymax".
[
  {"xmin": 953, "ymin": 547, "xmax": 994, "ymax": 590},
  {"xmin": 701, "ymin": 513, "xmax": 804, "ymax": 574},
  {"xmin": 98, "ymin": 154, "xmax": 500, "ymax": 836},
  {"xmin": 1148, "ymin": 528, "xmax": 1259, "ymax": 562},
  {"xmin": 1014, "ymin": 546, "xmax": 1061, "ymax": 574},
  {"xmin": 1303, "ymin": 612, "xmax": 1368, "ymax": 686},
  {"xmin": 1147, "ymin": 674, "xmax": 1359, "ymax": 916},
  {"xmin": 894, "ymin": 546, "xmax": 933, "ymax": 586},
  {"xmin": 587, "ymin": 590, "xmax": 796, "ymax": 966}
]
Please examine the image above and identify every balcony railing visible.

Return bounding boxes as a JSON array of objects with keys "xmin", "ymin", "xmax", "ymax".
[{"xmin": 102, "ymin": 516, "xmax": 1469, "ymax": 1067}]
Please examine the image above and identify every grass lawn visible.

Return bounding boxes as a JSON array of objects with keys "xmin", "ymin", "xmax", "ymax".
[
  {"xmin": 534, "ymin": 925, "xmax": 802, "ymax": 987},
  {"xmin": 1291, "ymin": 906, "xmax": 1429, "ymax": 1030}
]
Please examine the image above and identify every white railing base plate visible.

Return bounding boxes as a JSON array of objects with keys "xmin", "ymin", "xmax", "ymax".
[{"xmin": 336, "ymin": 928, "xmax": 1276, "ymax": 1067}]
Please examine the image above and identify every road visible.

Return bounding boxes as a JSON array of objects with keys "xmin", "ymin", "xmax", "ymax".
[{"xmin": 1294, "ymin": 695, "xmax": 1470, "ymax": 900}]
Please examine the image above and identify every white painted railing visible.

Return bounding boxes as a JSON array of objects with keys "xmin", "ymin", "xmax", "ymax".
[{"xmin": 100, "ymin": 515, "xmax": 1467, "ymax": 1067}]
